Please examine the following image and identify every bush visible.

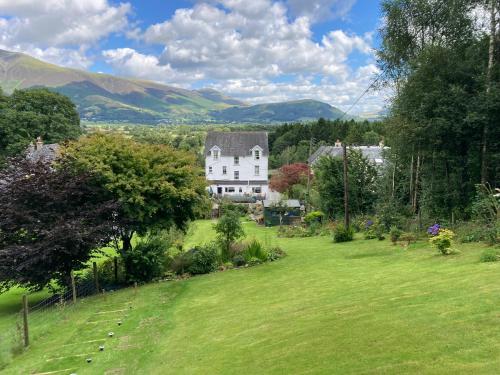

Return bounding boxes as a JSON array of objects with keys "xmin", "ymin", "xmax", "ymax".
[
  {"xmin": 243, "ymin": 239, "xmax": 268, "ymax": 262},
  {"xmin": 480, "ymin": 248, "xmax": 500, "ymax": 263},
  {"xmin": 170, "ymin": 252, "xmax": 193, "ymax": 275},
  {"xmin": 97, "ymin": 256, "xmax": 126, "ymax": 287},
  {"xmin": 247, "ymin": 257, "xmax": 263, "ymax": 266},
  {"xmin": 232, "ymin": 255, "xmax": 246, "ymax": 267},
  {"xmin": 304, "ymin": 211, "xmax": 324, "ymax": 225},
  {"xmin": 185, "ymin": 243, "xmax": 219, "ymax": 275},
  {"xmin": 390, "ymin": 226, "xmax": 402, "ymax": 244},
  {"xmin": 399, "ymin": 232, "xmax": 417, "ymax": 246},
  {"xmin": 267, "ymin": 247, "xmax": 286, "ymax": 261},
  {"xmin": 429, "ymin": 228, "xmax": 456, "ymax": 255},
  {"xmin": 220, "ymin": 202, "xmax": 248, "ymax": 217},
  {"xmin": 333, "ymin": 223, "xmax": 354, "ymax": 243},
  {"xmin": 123, "ymin": 234, "xmax": 169, "ymax": 283},
  {"xmin": 277, "ymin": 225, "xmax": 312, "ymax": 238},
  {"xmin": 363, "ymin": 219, "xmax": 385, "ymax": 240}
]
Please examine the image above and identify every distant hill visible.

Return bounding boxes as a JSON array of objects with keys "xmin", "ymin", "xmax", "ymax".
[{"xmin": 0, "ymin": 49, "xmax": 350, "ymax": 124}]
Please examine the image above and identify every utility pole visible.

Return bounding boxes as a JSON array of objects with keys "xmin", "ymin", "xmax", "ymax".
[
  {"xmin": 343, "ymin": 143, "xmax": 350, "ymax": 227},
  {"xmin": 305, "ymin": 137, "xmax": 314, "ymax": 212}
]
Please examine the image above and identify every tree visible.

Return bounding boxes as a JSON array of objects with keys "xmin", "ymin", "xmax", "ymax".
[
  {"xmin": 0, "ymin": 159, "xmax": 118, "ymax": 292},
  {"xmin": 314, "ymin": 150, "xmax": 378, "ymax": 218},
  {"xmin": 269, "ymin": 163, "xmax": 312, "ymax": 196},
  {"xmin": 214, "ymin": 211, "xmax": 245, "ymax": 261},
  {"xmin": 0, "ymin": 88, "xmax": 81, "ymax": 161},
  {"xmin": 61, "ymin": 133, "xmax": 207, "ymax": 263}
]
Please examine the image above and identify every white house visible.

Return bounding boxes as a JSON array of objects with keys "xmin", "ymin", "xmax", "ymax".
[{"xmin": 205, "ymin": 131, "xmax": 269, "ymax": 198}]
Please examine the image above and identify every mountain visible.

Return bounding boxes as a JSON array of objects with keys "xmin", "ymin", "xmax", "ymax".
[{"xmin": 0, "ymin": 49, "xmax": 349, "ymax": 124}]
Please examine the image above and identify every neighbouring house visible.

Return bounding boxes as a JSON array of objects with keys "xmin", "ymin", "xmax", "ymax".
[
  {"xmin": 205, "ymin": 131, "xmax": 269, "ymax": 199},
  {"xmin": 26, "ymin": 137, "xmax": 59, "ymax": 163},
  {"xmin": 308, "ymin": 140, "xmax": 389, "ymax": 167},
  {"xmin": 263, "ymin": 199, "xmax": 302, "ymax": 227}
]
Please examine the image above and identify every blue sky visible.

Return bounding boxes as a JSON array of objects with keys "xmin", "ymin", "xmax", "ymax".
[{"xmin": 0, "ymin": 0, "xmax": 388, "ymax": 114}]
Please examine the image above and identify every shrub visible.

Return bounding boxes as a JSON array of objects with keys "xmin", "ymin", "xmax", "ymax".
[
  {"xmin": 333, "ymin": 223, "xmax": 354, "ymax": 243},
  {"xmin": 248, "ymin": 257, "xmax": 263, "ymax": 266},
  {"xmin": 390, "ymin": 226, "xmax": 402, "ymax": 244},
  {"xmin": 429, "ymin": 228, "xmax": 456, "ymax": 255},
  {"xmin": 122, "ymin": 234, "xmax": 169, "ymax": 283},
  {"xmin": 214, "ymin": 211, "xmax": 245, "ymax": 261},
  {"xmin": 480, "ymin": 248, "xmax": 500, "ymax": 263},
  {"xmin": 399, "ymin": 232, "xmax": 417, "ymax": 246},
  {"xmin": 185, "ymin": 243, "xmax": 219, "ymax": 275},
  {"xmin": 220, "ymin": 202, "xmax": 248, "ymax": 217},
  {"xmin": 277, "ymin": 225, "xmax": 312, "ymax": 238},
  {"xmin": 97, "ymin": 256, "xmax": 126, "ymax": 286},
  {"xmin": 243, "ymin": 239, "xmax": 268, "ymax": 262},
  {"xmin": 267, "ymin": 247, "xmax": 286, "ymax": 261},
  {"xmin": 232, "ymin": 255, "xmax": 246, "ymax": 267},
  {"xmin": 304, "ymin": 211, "xmax": 324, "ymax": 225},
  {"xmin": 170, "ymin": 252, "xmax": 193, "ymax": 275}
]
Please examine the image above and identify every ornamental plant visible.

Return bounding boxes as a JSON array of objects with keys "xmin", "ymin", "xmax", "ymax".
[{"xmin": 429, "ymin": 228, "xmax": 456, "ymax": 255}]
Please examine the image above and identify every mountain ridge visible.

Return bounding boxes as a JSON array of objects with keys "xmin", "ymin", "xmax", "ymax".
[{"xmin": 0, "ymin": 49, "xmax": 352, "ymax": 124}]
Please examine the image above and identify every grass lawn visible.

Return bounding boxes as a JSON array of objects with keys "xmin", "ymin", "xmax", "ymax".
[{"xmin": 2, "ymin": 220, "xmax": 500, "ymax": 374}]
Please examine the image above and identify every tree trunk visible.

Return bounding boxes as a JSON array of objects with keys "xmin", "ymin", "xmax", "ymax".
[{"xmin": 482, "ymin": 0, "xmax": 497, "ymax": 184}]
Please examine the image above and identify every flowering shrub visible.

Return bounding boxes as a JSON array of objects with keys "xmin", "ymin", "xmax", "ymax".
[
  {"xmin": 427, "ymin": 224, "xmax": 441, "ymax": 236},
  {"xmin": 429, "ymin": 228, "xmax": 456, "ymax": 255}
]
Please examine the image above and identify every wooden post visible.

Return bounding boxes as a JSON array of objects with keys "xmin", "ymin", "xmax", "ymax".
[
  {"xmin": 342, "ymin": 143, "xmax": 350, "ymax": 228},
  {"xmin": 93, "ymin": 262, "xmax": 100, "ymax": 293},
  {"xmin": 114, "ymin": 256, "xmax": 118, "ymax": 284},
  {"xmin": 70, "ymin": 271, "xmax": 77, "ymax": 304},
  {"xmin": 22, "ymin": 295, "xmax": 29, "ymax": 347}
]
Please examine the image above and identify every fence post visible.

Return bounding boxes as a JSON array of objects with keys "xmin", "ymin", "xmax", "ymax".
[
  {"xmin": 93, "ymin": 262, "xmax": 100, "ymax": 293},
  {"xmin": 71, "ymin": 271, "xmax": 77, "ymax": 303},
  {"xmin": 22, "ymin": 295, "xmax": 29, "ymax": 347},
  {"xmin": 114, "ymin": 256, "xmax": 118, "ymax": 284}
]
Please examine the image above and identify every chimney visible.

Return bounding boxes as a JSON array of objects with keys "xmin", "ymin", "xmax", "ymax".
[
  {"xmin": 334, "ymin": 139, "xmax": 342, "ymax": 147},
  {"xmin": 35, "ymin": 136, "xmax": 43, "ymax": 150}
]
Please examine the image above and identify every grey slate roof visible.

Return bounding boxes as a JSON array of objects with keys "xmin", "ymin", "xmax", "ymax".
[
  {"xmin": 26, "ymin": 143, "xmax": 60, "ymax": 163},
  {"xmin": 308, "ymin": 145, "xmax": 389, "ymax": 166},
  {"xmin": 205, "ymin": 131, "xmax": 268, "ymax": 157}
]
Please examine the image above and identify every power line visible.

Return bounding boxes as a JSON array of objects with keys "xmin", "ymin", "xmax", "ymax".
[{"xmin": 338, "ymin": 73, "xmax": 382, "ymax": 121}]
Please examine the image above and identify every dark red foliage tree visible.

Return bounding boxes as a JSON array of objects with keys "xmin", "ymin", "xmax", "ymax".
[
  {"xmin": 0, "ymin": 159, "xmax": 118, "ymax": 292},
  {"xmin": 269, "ymin": 163, "xmax": 312, "ymax": 193}
]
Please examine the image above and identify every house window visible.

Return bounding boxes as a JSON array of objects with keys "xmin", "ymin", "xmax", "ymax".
[
  {"xmin": 227, "ymin": 187, "xmax": 235, "ymax": 193},
  {"xmin": 234, "ymin": 171, "xmax": 239, "ymax": 180},
  {"xmin": 252, "ymin": 187, "xmax": 262, "ymax": 194},
  {"xmin": 254, "ymin": 165, "xmax": 260, "ymax": 175},
  {"xmin": 208, "ymin": 166, "xmax": 213, "ymax": 174},
  {"xmin": 222, "ymin": 166, "xmax": 227, "ymax": 175},
  {"xmin": 234, "ymin": 156, "xmax": 239, "ymax": 165},
  {"xmin": 213, "ymin": 150, "xmax": 219, "ymax": 160},
  {"xmin": 254, "ymin": 150, "xmax": 260, "ymax": 160},
  {"xmin": 239, "ymin": 187, "xmax": 243, "ymax": 193}
]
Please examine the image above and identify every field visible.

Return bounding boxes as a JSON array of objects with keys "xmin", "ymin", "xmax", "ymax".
[{"xmin": 1, "ymin": 220, "xmax": 500, "ymax": 374}]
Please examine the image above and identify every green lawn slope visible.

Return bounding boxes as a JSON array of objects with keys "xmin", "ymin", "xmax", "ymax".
[{"xmin": 2, "ymin": 220, "xmax": 500, "ymax": 374}]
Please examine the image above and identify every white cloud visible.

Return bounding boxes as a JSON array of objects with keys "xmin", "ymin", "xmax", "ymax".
[
  {"xmin": 141, "ymin": 1, "xmax": 372, "ymax": 81},
  {"xmin": 286, "ymin": 0, "xmax": 357, "ymax": 22},
  {"xmin": 0, "ymin": 0, "xmax": 131, "ymax": 68}
]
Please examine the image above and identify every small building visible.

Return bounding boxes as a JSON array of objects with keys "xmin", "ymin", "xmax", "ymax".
[
  {"xmin": 205, "ymin": 131, "xmax": 269, "ymax": 199},
  {"xmin": 263, "ymin": 199, "xmax": 302, "ymax": 227},
  {"xmin": 26, "ymin": 137, "xmax": 59, "ymax": 163},
  {"xmin": 308, "ymin": 140, "xmax": 389, "ymax": 167}
]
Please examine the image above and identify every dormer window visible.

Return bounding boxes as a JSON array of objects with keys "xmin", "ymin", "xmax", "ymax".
[
  {"xmin": 213, "ymin": 150, "xmax": 219, "ymax": 160},
  {"xmin": 254, "ymin": 150, "xmax": 260, "ymax": 160}
]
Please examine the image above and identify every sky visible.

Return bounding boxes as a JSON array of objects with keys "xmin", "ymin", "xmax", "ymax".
[{"xmin": 0, "ymin": 0, "xmax": 389, "ymax": 114}]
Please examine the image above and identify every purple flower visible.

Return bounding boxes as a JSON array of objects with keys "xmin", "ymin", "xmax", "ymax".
[
  {"xmin": 427, "ymin": 224, "xmax": 440, "ymax": 236},
  {"xmin": 365, "ymin": 220, "xmax": 374, "ymax": 229}
]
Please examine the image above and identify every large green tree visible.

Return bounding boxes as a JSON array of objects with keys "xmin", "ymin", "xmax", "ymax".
[
  {"xmin": 61, "ymin": 133, "xmax": 207, "ymax": 258},
  {"xmin": 314, "ymin": 150, "xmax": 378, "ymax": 218},
  {"xmin": 0, "ymin": 88, "xmax": 81, "ymax": 161}
]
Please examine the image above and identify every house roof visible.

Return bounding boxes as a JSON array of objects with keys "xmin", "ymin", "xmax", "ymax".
[
  {"xmin": 205, "ymin": 131, "xmax": 268, "ymax": 157},
  {"xmin": 26, "ymin": 143, "xmax": 60, "ymax": 163},
  {"xmin": 308, "ymin": 145, "xmax": 389, "ymax": 166},
  {"xmin": 263, "ymin": 199, "xmax": 301, "ymax": 208}
]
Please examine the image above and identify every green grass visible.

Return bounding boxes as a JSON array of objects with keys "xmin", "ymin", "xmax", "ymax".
[{"xmin": 2, "ymin": 220, "xmax": 500, "ymax": 374}]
